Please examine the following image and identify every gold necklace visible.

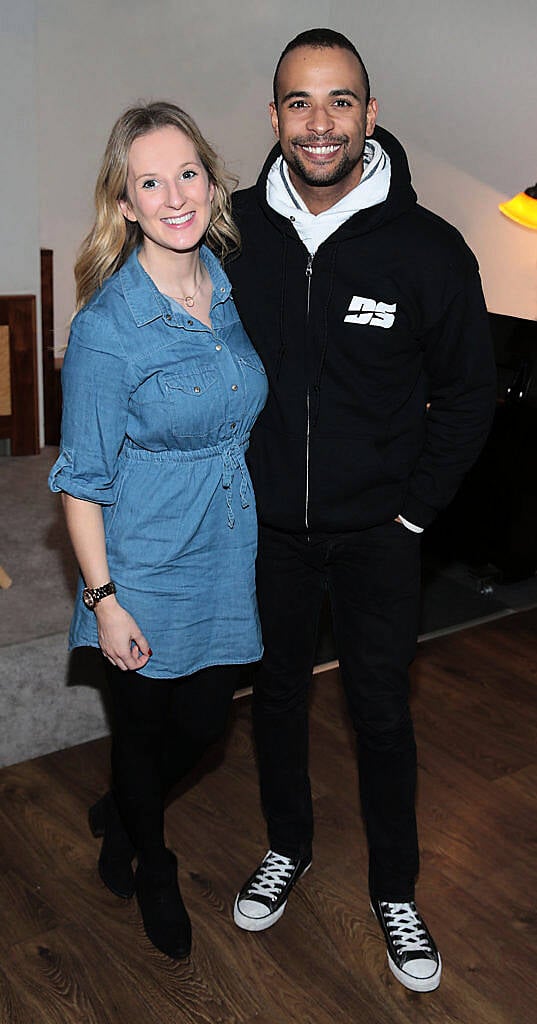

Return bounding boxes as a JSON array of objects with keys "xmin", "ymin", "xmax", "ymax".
[{"xmin": 168, "ymin": 267, "xmax": 205, "ymax": 308}]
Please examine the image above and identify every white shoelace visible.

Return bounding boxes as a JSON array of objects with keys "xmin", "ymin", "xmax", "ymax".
[
  {"xmin": 380, "ymin": 901, "xmax": 434, "ymax": 954},
  {"xmin": 246, "ymin": 852, "xmax": 296, "ymax": 900}
]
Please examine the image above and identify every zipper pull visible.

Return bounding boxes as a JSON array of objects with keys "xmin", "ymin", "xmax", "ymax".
[{"xmin": 306, "ymin": 254, "xmax": 313, "ymax": 277}]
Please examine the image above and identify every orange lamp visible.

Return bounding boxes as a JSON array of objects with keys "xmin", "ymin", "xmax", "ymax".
[{"xmin": 499, "ymin": 183, "xmax": 537, "ymax": 229}]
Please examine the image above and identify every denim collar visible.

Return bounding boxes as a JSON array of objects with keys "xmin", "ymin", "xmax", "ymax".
[{"xmin": 118, "ymin": 246, "xmax": 231, "ymax": 328}]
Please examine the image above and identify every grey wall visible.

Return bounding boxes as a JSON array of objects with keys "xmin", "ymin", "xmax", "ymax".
[
  {"xmin": 35, "ymin": 0, "xmax": 537, "ymax": 348},
  {"xmin": 0, "ymin": 2, "xmax": 43, "ymax": 439},
  {"xmin": 0, "ymin": 3, "xmax": 40, "ymax": 293}
]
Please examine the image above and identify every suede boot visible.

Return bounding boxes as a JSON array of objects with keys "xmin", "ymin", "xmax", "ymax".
[
  {"xmin": 88, "ymin": 792, "xmax": 136, "ymax": 899},
  {"xmin": 135, "ymin": 849, "xmax": 192, "ymax": 959}
]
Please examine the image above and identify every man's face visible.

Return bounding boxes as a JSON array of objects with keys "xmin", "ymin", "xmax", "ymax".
[{"xmin": 270, "ymin": 46, "xmax": 377, "ymax": 202}]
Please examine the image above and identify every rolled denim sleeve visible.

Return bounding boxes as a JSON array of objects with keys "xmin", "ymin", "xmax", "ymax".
[{"xmin": 49, "ymin": 311, "xmax": 131, "ymax": 504}]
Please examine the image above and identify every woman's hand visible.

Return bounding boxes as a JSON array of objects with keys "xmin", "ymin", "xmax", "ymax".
[{"xmin": 95, "ymin": 597, "xmax": 152, "ymax": 672}]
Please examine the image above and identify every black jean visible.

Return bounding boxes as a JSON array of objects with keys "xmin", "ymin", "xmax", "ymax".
[
  {"xmin": 253, "ymin": 522, "xmax": 421, "ymax": 901},
  {"xmin": 105, "ymin": 662, "xmax": 239, "ymax": 865}
]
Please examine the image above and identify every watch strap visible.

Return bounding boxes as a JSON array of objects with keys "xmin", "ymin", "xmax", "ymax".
[{"xmin": 83, "ymin": 580, "xmax": 116, "ymax": 609}]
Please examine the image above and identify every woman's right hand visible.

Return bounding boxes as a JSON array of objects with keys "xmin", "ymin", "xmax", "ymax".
[{"xmin": 95, "ymin": 597, "xmax": 152, "ymax": 671}]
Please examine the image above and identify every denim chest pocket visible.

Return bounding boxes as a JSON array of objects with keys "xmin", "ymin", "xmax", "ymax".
[
  {"xmin": 161, "ymin": 367, "xmax": 225, "ymax": 440},
  {"xmin": 237, "ymin": 355, "xmax": 268, "ymax": 412}
]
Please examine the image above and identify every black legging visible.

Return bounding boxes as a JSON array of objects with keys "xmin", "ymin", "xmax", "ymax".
[{"xmin": 104, "ymin": 662, "xmax": 240, "ymax": 866}]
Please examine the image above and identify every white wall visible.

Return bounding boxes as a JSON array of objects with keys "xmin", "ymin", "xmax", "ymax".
[{"xmin": 30, "ymin": 0, "xmax": 537, "ymax": 346}]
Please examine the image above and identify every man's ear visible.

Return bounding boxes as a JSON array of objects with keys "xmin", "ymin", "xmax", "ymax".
[
  {"xmin": 118, "ymin": 197, "xmax": 137, "ymax": 223},
  {"xmin": 269, "ymin": 101, "xmax": 280, "ymax": 139},
  {"xmin": 365, "ymin": 98, "xmax": 378, "ymax": 138}
]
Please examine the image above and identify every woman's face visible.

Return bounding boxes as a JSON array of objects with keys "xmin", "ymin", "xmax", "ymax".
[{"xmin": 119, "ymin": 126, "xmax": 214, "ymax": 256}]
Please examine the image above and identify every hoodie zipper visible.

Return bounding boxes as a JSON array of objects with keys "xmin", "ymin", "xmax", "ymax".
[{"xmin": 305, "ymin": 253, "xmax": 314, "ymax": 530}]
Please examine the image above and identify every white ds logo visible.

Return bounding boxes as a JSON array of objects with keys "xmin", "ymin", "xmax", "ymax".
[{"xmin": 344, "ymin": 296, "xmax": 396, "ymax": 329}]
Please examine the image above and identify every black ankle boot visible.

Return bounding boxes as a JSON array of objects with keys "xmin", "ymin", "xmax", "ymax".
[
  {"xmin": 135, "ymin": 850, "xmax": 192, "ymax": 959},
  {"xmin": 88, "ymin": 792, "xmax": 136, "ymax": 899}
]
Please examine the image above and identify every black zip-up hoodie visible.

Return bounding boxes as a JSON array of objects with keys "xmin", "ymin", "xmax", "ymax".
[{"xmin": 227, "ymin": 126, "xmax": 496, "ymax": 533}]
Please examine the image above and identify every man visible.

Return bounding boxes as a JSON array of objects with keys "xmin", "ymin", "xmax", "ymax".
[{"xmin": 227, "ymin": 28, "xmax": 495, "ymax": 992}]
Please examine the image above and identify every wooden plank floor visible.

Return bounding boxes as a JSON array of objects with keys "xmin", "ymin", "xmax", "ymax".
[{"xmin": 1, "ymin": 608, "xmax": 536, "ymax": 1023}]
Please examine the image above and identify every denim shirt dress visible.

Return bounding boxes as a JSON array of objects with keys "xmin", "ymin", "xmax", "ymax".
[{"xmin": 49, "ymin": 247, "xmax": 268, "ymax": 678}]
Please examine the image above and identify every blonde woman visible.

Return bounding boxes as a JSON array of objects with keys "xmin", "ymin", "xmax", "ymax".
[{"xmin": 49, "ymin": 102, "xmax": 267, "ymax": 960}]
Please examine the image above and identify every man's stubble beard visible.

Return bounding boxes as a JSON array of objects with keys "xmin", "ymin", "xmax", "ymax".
[{"xmin": 284, "ymin": 143, "xmax": 365, "ymax": 189}]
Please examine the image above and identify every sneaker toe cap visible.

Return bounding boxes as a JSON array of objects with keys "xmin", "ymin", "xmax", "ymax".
[
  {"xmin": 403, "ymin": 955, "xmax": 439, "ymax": 980},
  {"xmin": 237, "ymin": 898, "xmax": 271, "ymax": 920}
]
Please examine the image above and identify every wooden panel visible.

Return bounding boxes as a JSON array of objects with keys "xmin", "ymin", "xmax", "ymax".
[
  {"xmin": 41, "ymin": 249, "xmax": 61, "ymax": 445},
  {"xmin": 0, "ymin": 325, "xmax": 11, "ymax": 415},
  {"xmin": 0, "ymin": 294, "xmax": 39, "ymax": 455}
]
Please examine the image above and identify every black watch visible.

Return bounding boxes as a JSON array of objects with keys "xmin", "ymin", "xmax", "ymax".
[{"xmin": 82, "ymin": 580, "xmax": 116, "ymax": 610}]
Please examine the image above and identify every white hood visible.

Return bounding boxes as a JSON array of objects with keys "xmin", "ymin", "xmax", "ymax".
[{"xmin": 266, "ymin": 140, "xmax": 391, "ymax": 255}]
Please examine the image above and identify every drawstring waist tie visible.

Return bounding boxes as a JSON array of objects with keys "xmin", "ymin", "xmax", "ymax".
[{"xmin": 221, "ymin": 442, "xmax": 250, "ymax": 528}]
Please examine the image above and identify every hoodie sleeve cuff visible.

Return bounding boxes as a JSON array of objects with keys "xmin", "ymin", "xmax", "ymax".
[
  {"xmin": 399, "ymin": 493, "xmax": 439, "ymax": 530},
  {"xmin": 396, "ymin": 515, "xmax": 424, "ymax": 534}
]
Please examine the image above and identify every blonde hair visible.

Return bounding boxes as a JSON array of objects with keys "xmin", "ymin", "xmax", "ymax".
[{"xmin": 74, "ymin": 102, "xmax": 240, "ymax": 311}]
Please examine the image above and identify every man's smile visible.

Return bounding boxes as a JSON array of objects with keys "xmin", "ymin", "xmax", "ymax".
[{"xmin": 300, "ymin": 143, "xmax": 342, "ymax": 156}]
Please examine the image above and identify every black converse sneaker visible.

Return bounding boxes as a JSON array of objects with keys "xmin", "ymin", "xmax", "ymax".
[
  {"xmin": 371, "ymin": 899, "xmax": 442, "ymax": 992},
  {"xmin": 234, "ymin": 850, "xmax": 311, "ymax": 931}
]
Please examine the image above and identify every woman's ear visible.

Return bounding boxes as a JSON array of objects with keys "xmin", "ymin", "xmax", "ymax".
[{"xmin": 118, "ymin": 197, "xmax": 137, "ymax": 222}]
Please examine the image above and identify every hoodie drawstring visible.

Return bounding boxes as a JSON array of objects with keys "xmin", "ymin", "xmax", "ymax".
[
  {"xmin": 311, "ymin": 244, "xmax": 338, "ymax": 426},
  {"xmin": 275, "ymin": 236, "xmax": 289, "ymax": 380}
]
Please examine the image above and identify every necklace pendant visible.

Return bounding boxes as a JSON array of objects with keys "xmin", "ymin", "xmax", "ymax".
[{"xmin": 184, "ymin": 295, "xmax": 195, "ymax": 308}]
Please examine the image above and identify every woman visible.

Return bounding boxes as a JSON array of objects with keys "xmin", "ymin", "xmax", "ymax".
[{"xmin": 49, "ymin": 102, "xmax": 267, "ymax": 960}]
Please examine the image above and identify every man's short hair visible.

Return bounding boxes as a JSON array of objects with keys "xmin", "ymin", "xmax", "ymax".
[{"xmin": 273, "ymin": 28, "xmax": 370, "ymax": 108}]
